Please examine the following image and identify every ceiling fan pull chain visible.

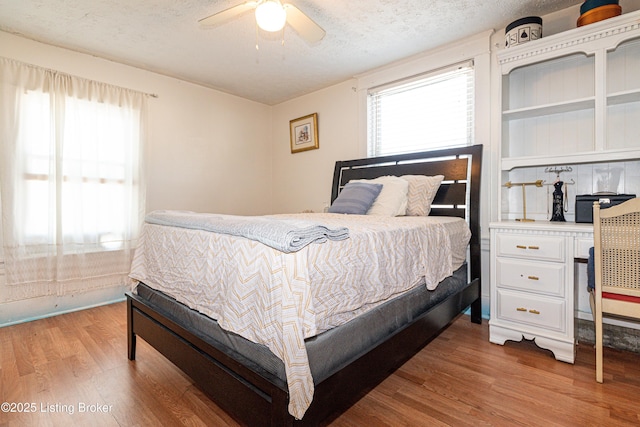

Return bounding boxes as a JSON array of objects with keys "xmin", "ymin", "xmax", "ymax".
[
  {"xmin": 255, "ymin": 22, "xmax": 260, "ymax": 52},
  {"xmin": 254, "ymin": 22, "xmax": 262, "ymax": 65}
]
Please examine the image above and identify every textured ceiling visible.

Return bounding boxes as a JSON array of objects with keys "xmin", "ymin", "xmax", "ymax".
[{"xmin": 0, "ymin": 0, "xmax": 581, "ymax": 105}]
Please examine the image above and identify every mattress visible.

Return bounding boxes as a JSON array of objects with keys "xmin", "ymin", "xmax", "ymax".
[
  {"xmin": 129, "ymin": 213, "xmax": 471, "ymax": 418},
  {"xmin": 134, "ymin": 263, "xmax": 467, "ymax": 385}
]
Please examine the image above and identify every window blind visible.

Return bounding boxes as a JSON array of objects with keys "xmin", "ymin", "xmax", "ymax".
[{"xmin": 367, "ymin": 61, "xmax": 474, "ymax": 157}]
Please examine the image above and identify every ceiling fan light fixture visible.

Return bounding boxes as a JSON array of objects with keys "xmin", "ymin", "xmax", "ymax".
[{"xmin": 255, "ymin": 0, "xmax": 286, "ymax": 32}]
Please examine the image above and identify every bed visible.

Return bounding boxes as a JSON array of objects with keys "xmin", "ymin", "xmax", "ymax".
[{"xmin": 126, "ymin": 144, "xmax": 483, "ymax": 426}]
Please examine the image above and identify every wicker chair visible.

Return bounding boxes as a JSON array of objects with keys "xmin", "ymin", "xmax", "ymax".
[{"xmin": 593, "ymin": 198, "xmax": 640, "ymax": 383}]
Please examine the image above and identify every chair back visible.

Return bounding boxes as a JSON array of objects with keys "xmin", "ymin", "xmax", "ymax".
[
  {"xmin": 594, "ymin": 198, "xmax": 640, "ymax": 299},
  {"xmin": 593, "ymin": 197, "xmax": 640, "ymax": 383}
]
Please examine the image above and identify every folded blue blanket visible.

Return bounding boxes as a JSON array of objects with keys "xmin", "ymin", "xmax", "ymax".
[{"xmin": 145, "ymin": 210, "xmax": 349, "ymax": 253}]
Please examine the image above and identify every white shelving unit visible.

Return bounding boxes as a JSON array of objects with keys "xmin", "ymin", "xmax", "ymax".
[
  {"xmin": 498, "ymin": 11, "xmax": 640, "ymax": 175},
  {"xmin": 490, "ymin": 11, "xmax": 640, "ymax": 363}
]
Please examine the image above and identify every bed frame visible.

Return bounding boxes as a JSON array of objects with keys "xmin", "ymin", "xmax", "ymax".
[{"xmin": 126, "ymin": 144, "xmax": 483, "ymax": 426}]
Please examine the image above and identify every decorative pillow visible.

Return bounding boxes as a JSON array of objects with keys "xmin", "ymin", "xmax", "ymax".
[
  {"xmin": 402, "ymin": 175, "xmax": 444, "ymax": 216},
  {"xmin": 328, "ymin": 182, "xmax": 383, "ymax": 215},
  {"xmin": 354, "ymin": 176, "xmax": 409, "ymax": 216}
]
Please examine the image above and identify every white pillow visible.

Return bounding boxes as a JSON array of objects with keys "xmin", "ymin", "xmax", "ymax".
[
  {"xmin": 353, "ymin": 176, "xmax": 409, "ymax": 216},
  {"xmin": 402, "ymin": 175, "xmax": 444, "ymax": 216}
]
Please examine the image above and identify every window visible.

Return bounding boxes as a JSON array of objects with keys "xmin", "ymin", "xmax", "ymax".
[
  {"xmin": 20, "ymin": 90, "xmax": 139, "ymax": 252},
  {"xmin": 0, "ymin": 57, "xmax": 146, "ymax": 299},
  {"xmin": 367, "ymin": 61, "xmax": 474, "ymax": 157}
]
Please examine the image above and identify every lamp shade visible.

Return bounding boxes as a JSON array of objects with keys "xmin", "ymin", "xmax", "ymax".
[{"xmin": 255, "ymin": 1, "xmax": 286, "ymax": 32}]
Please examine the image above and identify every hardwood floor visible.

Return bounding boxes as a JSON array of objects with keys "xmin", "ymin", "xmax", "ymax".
[{"xmin": 1, "ymin": 302, "xmax": 639, "ymax": 426}]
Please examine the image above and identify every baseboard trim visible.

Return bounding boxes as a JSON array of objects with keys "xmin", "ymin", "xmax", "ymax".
[{"xmin": 0, "ymin": 285, "xmax": 128, "ymax": 327}]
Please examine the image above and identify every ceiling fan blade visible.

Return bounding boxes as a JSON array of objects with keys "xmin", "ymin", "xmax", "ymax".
[
  {"xmin": 284, "ymin": 4, "xmax": 325, "ymax": 43},
  {"xmin": 198, "ymin": 1, "xmax": 259, "ymax": 27}
]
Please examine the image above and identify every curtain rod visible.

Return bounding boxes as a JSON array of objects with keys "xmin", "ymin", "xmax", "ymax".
[{"xmin": 0, "ymin": 56, "xmax": 159, "ymax": 99}]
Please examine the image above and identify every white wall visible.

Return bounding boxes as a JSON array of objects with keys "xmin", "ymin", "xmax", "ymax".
[
  {"xmin": 270, "ymin": 80, "xmax": 360, "ymax": 214},
  {"xmin": 0, "ymin": 31, "xmax": 273, "ymax": 325}
]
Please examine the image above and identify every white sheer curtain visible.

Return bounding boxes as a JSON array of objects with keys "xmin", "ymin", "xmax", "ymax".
[{"xmin": 0, "ymin": 57, "xmax": 146, "ymax": 302}]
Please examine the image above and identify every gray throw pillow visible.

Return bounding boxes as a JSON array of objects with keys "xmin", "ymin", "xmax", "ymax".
[{"xmin": 328, "ymin": 182, "xmax": 383, "ymax": 215}]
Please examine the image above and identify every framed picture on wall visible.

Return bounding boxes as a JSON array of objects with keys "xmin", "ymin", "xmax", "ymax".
[{"xmin": 290, "ymin": 113, "xmax": 319, "ymax": 153}]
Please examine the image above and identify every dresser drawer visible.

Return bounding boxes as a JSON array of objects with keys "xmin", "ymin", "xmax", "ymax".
[
  {"xmin": 496, "ymin": 233, "xmax": 565, "ymax": 262},
  {"xmin": 496, "ymin": 258, "xmax": 565, "ymax": 297},
  {"xmin": 496, "ymin": 289, "xmax": 565, "ymax": 333},
  {"xmin": 575, "ymin": 237, "xmax": 593, "ymax": 260}
]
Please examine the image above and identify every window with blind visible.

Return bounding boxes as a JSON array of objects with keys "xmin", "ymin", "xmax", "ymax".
[{"xmin": 367, "ymin": 61, "xmax": 474, "ymax": 157}]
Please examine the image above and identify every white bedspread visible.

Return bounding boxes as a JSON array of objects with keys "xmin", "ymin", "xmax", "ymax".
[{"xmin": 129, "ymin": 213, "xmax": 470, "ymax": 420}]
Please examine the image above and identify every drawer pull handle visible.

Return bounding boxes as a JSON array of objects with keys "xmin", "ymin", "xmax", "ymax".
[
  {"xmin": 516, "ymin": 245, "xmax": 540, "ymax": 250},
  {"xmin": 529, "ymin": 309, "xmax": 540, "ymax": 315},
  {"xmin": 516, "ymin": 307, "xmax": 527, "ymax": 312},
  {"xmin": 527, "ymin": 276, "xmax": 539, "ymax": 281}
]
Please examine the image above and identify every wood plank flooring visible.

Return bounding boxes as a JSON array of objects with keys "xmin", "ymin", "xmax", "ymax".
[{"xmin": 1, "ymin": 302, "xmax": 639, "ymax": 426}]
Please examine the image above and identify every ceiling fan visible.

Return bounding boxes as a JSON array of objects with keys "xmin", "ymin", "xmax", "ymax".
[{"xmin": 199, "ymin": 1, "xmax": 326, "ymax": 44}]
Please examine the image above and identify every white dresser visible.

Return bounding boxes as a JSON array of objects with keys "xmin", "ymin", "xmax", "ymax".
[{"xmin": 489, "ymin": 222, "xmax": 593, "ymax": 363}]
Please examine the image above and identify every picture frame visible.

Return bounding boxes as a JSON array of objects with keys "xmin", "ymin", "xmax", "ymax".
[{"xmin": 289, "ymin": 113, "xmax": 319, "ymax": 153}]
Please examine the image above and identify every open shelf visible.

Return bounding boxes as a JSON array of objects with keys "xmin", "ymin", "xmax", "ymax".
[
  {"xmin": 503, "ymin": 97, "xmax": 595, "ymax": 121},
  {"xmin": 607, "ymin": 89, "xmax": 640, "ymax": 106}
]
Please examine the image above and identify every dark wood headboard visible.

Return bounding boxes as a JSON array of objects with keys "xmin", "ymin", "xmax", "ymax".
[
  {"xmin": 331, "ymin": 144, "xmax": 482, "ymax": 218},
  {"xmin": 330, "ymin": 144, "xmax": 483, "ymax": 284}
]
